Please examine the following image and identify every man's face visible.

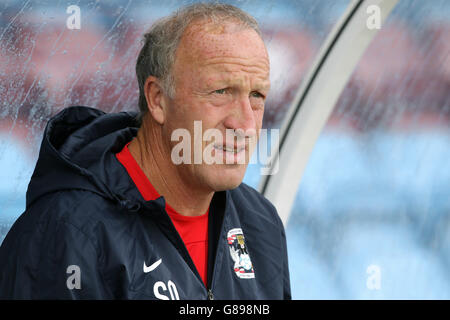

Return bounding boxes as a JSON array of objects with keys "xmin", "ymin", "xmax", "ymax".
[{"xmin": 162, "ymin": 21, "xmax": 270, "ymax": 192}]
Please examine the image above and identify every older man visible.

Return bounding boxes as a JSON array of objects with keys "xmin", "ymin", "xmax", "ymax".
[{"xmin": 0, "ymin": 3, "xmax": 290, "ymax": 299}]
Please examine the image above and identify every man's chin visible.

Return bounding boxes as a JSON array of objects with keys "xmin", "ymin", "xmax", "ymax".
[{"xmin": 205, "ymin": 164, "xmax": 247, "ymax": 191}]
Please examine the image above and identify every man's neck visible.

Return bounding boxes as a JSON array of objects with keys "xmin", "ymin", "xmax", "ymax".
[{"xmin": 128, "ymin": 119, "xmax": 213, "ymax": 217}]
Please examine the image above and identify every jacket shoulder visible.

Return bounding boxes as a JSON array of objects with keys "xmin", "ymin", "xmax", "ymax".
[
  {"xmin": 0, "ymin": 190, "xmax": 114, "ymax": 298},
  {"xmin": 7, "ymin": 190, "xmax": 124, "ymax": 251},
  {"xmin": 44, "ymin": 190, "xmax": 117, "ymax": 225}
]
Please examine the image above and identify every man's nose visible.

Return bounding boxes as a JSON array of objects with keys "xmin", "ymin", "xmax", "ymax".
[{"xmin": 224, "ymin": 96, "xmax": 257, "ymax": 135}]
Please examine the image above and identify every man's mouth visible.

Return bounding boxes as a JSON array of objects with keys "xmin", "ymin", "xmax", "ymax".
[
  {"xmin": 213, "ymin": 144, "xmax": 246, "ymax": 153},
  {"xmin": 212, "ymin": 143, "xmax": 247, "ymax": 164}
]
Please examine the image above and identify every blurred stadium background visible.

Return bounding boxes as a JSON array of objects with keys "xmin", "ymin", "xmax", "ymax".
[{"xmin": 0, "ymin": 0, "xmax": 449, "ymax": 299}]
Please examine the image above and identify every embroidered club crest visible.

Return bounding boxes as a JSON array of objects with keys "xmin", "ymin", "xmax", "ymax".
[{"xmin": 227, "ymin": 228, "xmax": 255, "ymax": 279}]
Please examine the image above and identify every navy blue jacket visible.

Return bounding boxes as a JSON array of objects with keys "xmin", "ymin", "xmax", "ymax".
[{"xmin": 0, "ymin": 106, "xmax": 291, "ymax": 300}]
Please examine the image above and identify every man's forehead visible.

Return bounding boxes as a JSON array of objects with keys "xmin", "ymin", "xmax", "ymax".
[
  {"xmin": 202, "ymin": 60, "xmax": 270, "ymax": 86},
  {"xmin": 177, "ymin": 20, "xmax": 269, "ymax": 66},
  {"xmin": 205, "ymin": 72, "xmax": 271, "ymax": 91}
]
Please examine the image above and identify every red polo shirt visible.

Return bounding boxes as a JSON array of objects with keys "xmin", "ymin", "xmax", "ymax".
[{"xmin": 115, "ymin": 141, "xmax": 209, "ymax": 287}]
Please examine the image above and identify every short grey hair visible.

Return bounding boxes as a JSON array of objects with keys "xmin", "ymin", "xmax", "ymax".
[{"xmin": 135, "ymin": 2, "xmax": 263, "ymax": 124}]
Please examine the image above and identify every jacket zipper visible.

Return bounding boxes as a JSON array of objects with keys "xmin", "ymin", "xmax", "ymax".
[
  {"xmin": 205, "ymin": 192, "xmax": 231, "ymax": 301},
  {"xmin": 206, "ymin": 209, "xmax": 228, "ymax": 300}
]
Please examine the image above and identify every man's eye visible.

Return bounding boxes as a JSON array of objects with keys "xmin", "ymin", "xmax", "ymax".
[
  {"xmin": 214, "ymin": 88, "xmax": 227, "ymax": 94},
  {"xmin": 250, "ymin": 91, "xmax": 265, "ymax": 99}
]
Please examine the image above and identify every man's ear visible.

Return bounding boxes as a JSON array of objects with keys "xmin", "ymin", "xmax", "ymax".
[{"xmin": 143, "ymin": 76, "xmax": 167, "ymax": 125}]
